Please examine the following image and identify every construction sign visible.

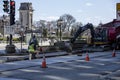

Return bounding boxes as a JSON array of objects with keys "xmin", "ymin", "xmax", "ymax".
[{"xmin": 117, "ymin": 3, "xmax": 120, "ymax": 20}]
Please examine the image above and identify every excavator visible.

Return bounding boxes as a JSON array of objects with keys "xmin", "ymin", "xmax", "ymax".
[
  {"xmin": 70, "ymin": 23, "xmax": 95, "ymax": 45},
  {"xmin": 54, "ymin": 23, "xmax": 95, "ymax": 52},
  {"xmin": 54, "ymin": 23, "xmax": 120, "ymax": 52},
  {"xmin": 70, "ymin": 23, "xmax": 119, "ymax": 51},
  {"xmin": 69, "ymin": 23, "xmax": 100, "ymax": 51}
]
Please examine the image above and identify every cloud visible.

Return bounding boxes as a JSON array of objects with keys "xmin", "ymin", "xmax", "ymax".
[
  {"xmin": 94, "ymin": 16, "xmax": 101, "ymax": 20},
  {"xmin": 84, "ymin": 16, "xmax": 103, "ymax": 25},
  {"xmin": 85, "ymin": 3, "xmax": 93, "ymax": 6},
  {"xmin": 85, "ymin": 17, "xmax": 92, "ymax": 22},
  {"xmin": 77, "ymin": 9, "xmax": 83, "ymax": 13},
  {"xmin": 0, "ymin": 13, "xmax": 2, "ymax": 16},
  {"xmin": 40, "ymin": 13, "xmax": 47, "ymax": 16},
  {"xmin": 47, "ymin": 16, "xmax": 59, "ymax": 20},
  {"xmin": 0, "ymin": 12, "xmax": 5, "ymax": 16},
  {"xmin": 40, "ymin": 16, "xmax": 59, "ymax": 21},
  {"xmin": 86, "ymin": 16, "xmax": 101, "ymax": 21}
]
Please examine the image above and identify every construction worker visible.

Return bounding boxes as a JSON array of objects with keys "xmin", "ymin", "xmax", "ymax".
[
  {"xmin": 29, "ymin": 35, "xmax": 39, "ymax": 50},
  {"xmin": 28, "ymin": 35, "xmax": 39, "ymax": 59},
  {"xmin": 28, "ymin": 42, "xmax": 36, "ymax": 60}
]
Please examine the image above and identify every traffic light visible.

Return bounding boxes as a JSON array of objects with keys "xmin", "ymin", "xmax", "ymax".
[
  {"xmin": 10, "ymin": 1, "xmax": 15, "ymax": 14},
  {"xmin": 3, "ymin": 0, "xmax": 9, "ymax": 13},
  {"xmin": 10, "ymin": 1, "xmax": 15, "ymax": 25}
]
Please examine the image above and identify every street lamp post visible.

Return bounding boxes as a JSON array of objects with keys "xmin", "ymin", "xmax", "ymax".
[
  {"xmin": 20, "ymin": 27, "xmax": 24, "ymax": 52},
  {"xmin": 2, "ymin": 15, "xmax": 6, "ymax": 39},
  {"xmin": 57, "ymin": 19, "xmax": 63, "ymax": 41},
  {"xmin": 40, "ymin": 26, "xmax": 43, "ymax": 46}
]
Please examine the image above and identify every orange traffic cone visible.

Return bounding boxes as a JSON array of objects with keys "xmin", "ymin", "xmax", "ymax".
[
  {"xmin": 41, "ymin": 55, "xmax": 47, "ymax": 68},
  {"xmin": 112, "ymin": 49, "xmax": 116, "ymax": 57},
  {"xmin": 85, "ymin": 53, "xmax": 90, "ymax": 61}
]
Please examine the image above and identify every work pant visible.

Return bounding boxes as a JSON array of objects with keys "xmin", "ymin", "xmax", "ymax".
[{"xmin": 29, "ymin": 52, "xmax": 36, "ymax": 60}]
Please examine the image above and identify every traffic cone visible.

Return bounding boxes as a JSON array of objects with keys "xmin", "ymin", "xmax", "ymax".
[
  {"xmin": 85, "ymin": 53, "xmax": 90, "ymax": 61},
  {"xmin": 112, "ymin": 49, "xmax": 116, "ymax": 57},
  {"xmin": 41, "ymin": 54, "xmax": 47, "ymax": 68}
]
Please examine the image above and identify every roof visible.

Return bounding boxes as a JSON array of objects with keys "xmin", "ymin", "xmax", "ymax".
[
  {"xmin": 19, "ymin": 2, "xmax": 33, "ymax": 11},
  {"xmin": 101, "ymin": 19, "xmax": 120, "ymax": 28}
]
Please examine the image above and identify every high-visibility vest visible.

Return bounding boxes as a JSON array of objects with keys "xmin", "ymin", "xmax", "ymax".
[{"xmin": 28, "ymin": 44, "xmax": 35, "ymax": 53}]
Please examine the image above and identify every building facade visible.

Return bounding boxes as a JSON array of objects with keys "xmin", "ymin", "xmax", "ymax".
[
  {"xmin": 19, "ymin": 2, "xmax": 34, "ymax": 43},
  {"xmin": 19, "ymin": 2, "xmax": 33, "ymax": 30},
  {"xmin": 0, "ymin": 15, "xmax": 10, "ymax": 37}
]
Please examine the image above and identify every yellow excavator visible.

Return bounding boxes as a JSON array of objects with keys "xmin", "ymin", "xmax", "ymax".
[{"xmin": 70, "ymin": 23, "xmax": 110, "ymax": 51}]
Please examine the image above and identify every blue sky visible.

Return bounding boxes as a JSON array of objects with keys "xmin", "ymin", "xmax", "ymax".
[{"xmin": 0, "ymin": 0, "xmax": 120, "ymax": 25}]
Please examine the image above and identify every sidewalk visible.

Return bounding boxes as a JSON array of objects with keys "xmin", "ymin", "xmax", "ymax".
[
  {"xmin": 0, "ymin": 51, "xmax": 68, "ymax": 63},
  {"xmin": 0, "ymin": 42, "xmax": 61, "ymax": 63},
  {"xmin": 0, "ymin": 41, "xmax": 50, "ymax": 54}
]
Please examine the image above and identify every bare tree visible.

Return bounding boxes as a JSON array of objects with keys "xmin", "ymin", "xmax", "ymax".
[
  {"xmin": 71, "ymin": 22, "xmax": 83, "ymax": 36},
  {"xmin": 59, "ymin": 14, "xmax": 76, "ymax": 31},
  {"xmin": 72, "ymin": 22, "xmax": 83, "ymax": 30}
]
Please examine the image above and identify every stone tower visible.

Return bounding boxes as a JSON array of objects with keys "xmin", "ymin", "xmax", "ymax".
[{"xmin": 19, "ymin": 2, "xmax": 33, "ymax": 30}]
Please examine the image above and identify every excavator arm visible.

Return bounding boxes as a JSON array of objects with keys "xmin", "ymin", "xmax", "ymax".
[{"xmin": 70, "ymin": 23, "xmax": 94, "ymax": 44}]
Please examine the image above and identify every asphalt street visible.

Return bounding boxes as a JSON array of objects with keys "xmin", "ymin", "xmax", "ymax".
[{"xmin": 0, "ymin": 51, "xmax": 120, "ymax": 80}]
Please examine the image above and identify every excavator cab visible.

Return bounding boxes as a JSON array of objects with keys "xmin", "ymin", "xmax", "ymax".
[{"xmin": 93, "ymin": 27, "xmax": 108, "ymax": 45}]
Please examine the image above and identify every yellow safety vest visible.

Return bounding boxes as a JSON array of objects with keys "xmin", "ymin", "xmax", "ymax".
[{"xmin": 28, "ymin": 44, "xmax": 35, "ymax": 53}]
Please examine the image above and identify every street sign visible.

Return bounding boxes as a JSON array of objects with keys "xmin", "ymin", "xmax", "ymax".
[{"xmin": 117, "ymin": 3, "xmax": 120, "ymax": 20}]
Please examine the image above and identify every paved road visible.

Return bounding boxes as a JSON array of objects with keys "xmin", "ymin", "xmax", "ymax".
[{"xmin": 0, "ymin": 51, "xmax": 120, "ymax": 80}]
